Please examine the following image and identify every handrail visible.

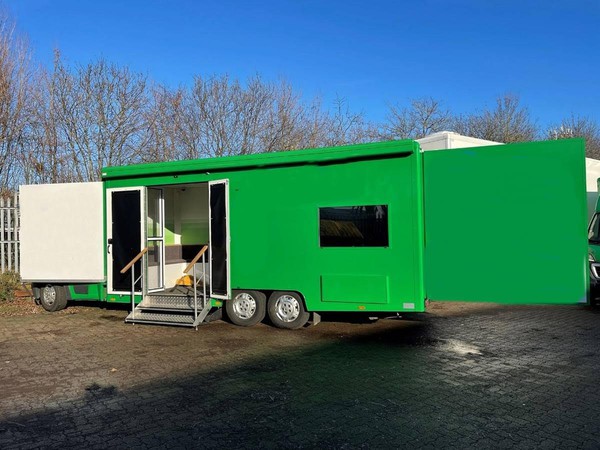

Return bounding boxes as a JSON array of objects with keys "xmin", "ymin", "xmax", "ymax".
[
  {"xmin": 120, "ymin": 247, "xmax": 148, "ymax": 274},
  {"xmin": 184, "ymin": 245, "xmax": 209, "ymax": 274}
]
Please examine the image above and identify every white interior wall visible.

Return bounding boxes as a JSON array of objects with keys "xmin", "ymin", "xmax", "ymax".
[
  {"xmin": 163, "ymin": 188, "xmax": 179, "ymax": 245},
  {"xmin": 161, "ymin": 184, "xmax": 209, "ymax": 288},
  {"xmin": 164, "ymin": 262, "xmax": 186, "ymax": 286},
  {"xmin": 162, "ymin": 185, "xmax": 209, "ymax": 245},
  {"xmin": 177, "ymin": 185, "xmax": 209, "ymax": 244}
]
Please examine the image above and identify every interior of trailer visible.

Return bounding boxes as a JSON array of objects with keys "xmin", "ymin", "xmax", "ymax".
[
  {"xmin": 109, "ymin": 178, "xmax": 228, "ymax": 298},
  {"xmin": 146, "ymin": 182, "xmax": 210, "ymax": 293}
]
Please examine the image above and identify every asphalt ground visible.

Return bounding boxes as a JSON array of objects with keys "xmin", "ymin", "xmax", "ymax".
[{"xmin": 0, "ymin": 300, "xmax": 599, "ymax": 449}]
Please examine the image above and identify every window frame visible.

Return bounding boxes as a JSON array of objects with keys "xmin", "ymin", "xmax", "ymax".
[{"xmin": 318, "ymin": 204, "xmax": 390, "ymax": 248}]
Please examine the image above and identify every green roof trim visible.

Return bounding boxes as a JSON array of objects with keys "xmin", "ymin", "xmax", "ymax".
[{"xmin": 101, "ymin": 139, "xmax": 418, "ymax": 180}]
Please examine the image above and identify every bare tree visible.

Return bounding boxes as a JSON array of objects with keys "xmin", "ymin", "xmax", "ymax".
[
  {"xmin": 187, "ymin": 74, "xmax": 270, "ymax": 158},
  {"xmin": 0, "ymin": 12, "xmax": 32, "ymax": 189},
  {"xmin": 43, "ymin": 52, "xmax": 150, "ymax": 181},
  {"xmin": 145, "ymin": 76, "xmax": 375, "ymax": 160},
  {"xmin": 321, "ymin": 96, "xmax": 375, "ymax": 147},
  {"xmin": 259, "ymin": 80, "xmax": 309, "ymax": 152},
  {"xmin": 23, "ymin": 63, "xmax": 69, "ymax": 184},
  {"xmin": 453, "ymin": 94, "xmax": 537, "ymax": 143},
  {"xmin": 144, "ymin": 85, "xmax": 192, "ymax": 162},
  {"xmin": 383, "ymin": 97, "xmax": 451, "ymax": 140},
  {"xmin": 547, "ymin": 115, "xmax": 600, "ymax": 159}
]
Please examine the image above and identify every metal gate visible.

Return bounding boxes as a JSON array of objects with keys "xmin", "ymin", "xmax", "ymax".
[{"xmin": 0, "ymin": 193, "xmax": 19, "ymax": 273}]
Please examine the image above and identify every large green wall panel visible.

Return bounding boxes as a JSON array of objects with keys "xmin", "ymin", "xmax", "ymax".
[{"xmin": 424, "ymin": 139, "xmax": 588, "ymax": 304}]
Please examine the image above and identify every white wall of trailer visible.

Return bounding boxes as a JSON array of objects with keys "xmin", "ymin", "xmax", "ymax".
[
  {"xmin": 416, "ymin": 131, "xmax": 501, "ymax": 151},
  {"xmin": 19, "ymin": 182, "xmax": 104, "ymax": 282}
]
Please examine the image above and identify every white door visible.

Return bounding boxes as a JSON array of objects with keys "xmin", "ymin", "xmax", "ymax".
[
  {"xmin": 209, "ymin": 180, "xmax": 230, "ymax": 299},
  {"xmin": 146, "ymin": 187, "xmax": 165, "ymax": 293},
  {"xmin": 107, "ymin": 187, "xmax": 145, "ymax": 295}
]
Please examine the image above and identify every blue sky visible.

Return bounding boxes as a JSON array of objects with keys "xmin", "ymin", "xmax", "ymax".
[{"xmin": 4, "ymin": 0, "xmax": 599, "ymax": 128}]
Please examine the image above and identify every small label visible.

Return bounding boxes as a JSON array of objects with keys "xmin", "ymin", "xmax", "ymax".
[{"xmin": 403, "ymin": 303, "xmax": 415, "ymax": 310}]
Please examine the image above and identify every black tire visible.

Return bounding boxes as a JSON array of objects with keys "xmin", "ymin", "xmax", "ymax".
[
  {"xmin": 225, "ymin": 290, "xmax": 266, "ymax": 327},
  {"xmin": 268, "ymin": 291, "xmax": 310, "ymax": 330},
  {"xmin": 39, "ymin": 285, "xmax": 68, "ymax": 312}
]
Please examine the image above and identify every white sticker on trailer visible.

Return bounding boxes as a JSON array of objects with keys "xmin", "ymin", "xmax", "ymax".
[{"xmin": 19, "ymin": 182, "xmax": 104, "ymax": 282}]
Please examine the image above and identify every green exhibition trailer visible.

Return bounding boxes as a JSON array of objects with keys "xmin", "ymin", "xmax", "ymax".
[{"xmin": 19, "ymin": 138, "xmax": 588, "ymax": 329}]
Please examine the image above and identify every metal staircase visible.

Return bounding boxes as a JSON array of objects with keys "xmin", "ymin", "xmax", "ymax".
[
  {"xmin": 122, "ymin": 245, "xmax": 213, "ymax": 329},
  {"xmin": 125, "ymin": 291, "xmax": 212, "ymax": 328}
]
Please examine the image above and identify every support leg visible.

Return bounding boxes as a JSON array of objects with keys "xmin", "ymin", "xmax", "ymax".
[{"xmin": 312, "ymin": 312, "xmax": 321, "ymax": 326}]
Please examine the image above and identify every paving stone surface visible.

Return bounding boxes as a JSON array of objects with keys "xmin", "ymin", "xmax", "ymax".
[{"xmin": 0, "ymin": 301, "xmax": 599, "ymax": 449}]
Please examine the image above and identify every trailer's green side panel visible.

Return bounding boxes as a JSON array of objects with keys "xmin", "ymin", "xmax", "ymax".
[
  {"xmin": 424, "ymin": 139, "xmax": 587, "ymax": 304},
  {"xmin": 229, "ymin": 149, "xmax": 424, "ymax": 312},
  {"xmin": 104, "ymin": 140, "xmax": 425, "ymax": 312},
  {"xmin": 67, "ymin": 283, "xmax": 104, "ymax": 301}
]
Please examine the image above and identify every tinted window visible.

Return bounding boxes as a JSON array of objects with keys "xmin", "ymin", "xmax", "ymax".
[{"xmin": 320, "ymin": 205, "xmax": 389, "ymax": 247}]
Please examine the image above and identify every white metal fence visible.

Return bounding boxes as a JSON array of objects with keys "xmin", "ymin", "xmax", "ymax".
[{"xmin": 0, "ymin": 194, "xmax": 19, "ymax": 273}]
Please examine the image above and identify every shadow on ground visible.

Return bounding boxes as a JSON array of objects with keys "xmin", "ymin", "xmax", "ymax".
[{"xmin": 1, "ymin": 304, "xmax": 599, "ymax": 449}]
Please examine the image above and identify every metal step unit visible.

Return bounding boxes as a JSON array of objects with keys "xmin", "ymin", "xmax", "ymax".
[{"xmin": 125, "ymin": 293, "xmax": 213, "ymax": 328}]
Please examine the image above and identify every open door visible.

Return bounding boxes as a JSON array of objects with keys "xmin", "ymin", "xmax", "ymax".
[
  {"xmin": 107, "ymin": 187, "xmax": 145, "ymax": 294},
  {"xmin": 146, "ymin": 187, "xmax": 165, "ymax": 293},
  {"xmin": 209, "ymin": 180, "xmax": 230, "ymax": 299}
]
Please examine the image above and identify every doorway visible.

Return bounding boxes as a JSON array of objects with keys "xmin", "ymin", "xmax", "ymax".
[{"xmin": 106, "ymin": 181, "xmax": 230, "ymax": 298}]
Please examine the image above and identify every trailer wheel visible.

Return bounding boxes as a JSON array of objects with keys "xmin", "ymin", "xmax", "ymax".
[
  {"xmin": 40, "ymin": 285, "xmax": 68, "ymax": 312},
  {"xmin": 268, "ymin": 291, "xmax": 309, "ymax": 330},
  {"xmin": 226, "ymin": 290, "xmax": 266, "ymax": 327}
]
